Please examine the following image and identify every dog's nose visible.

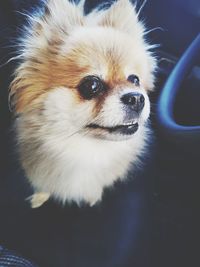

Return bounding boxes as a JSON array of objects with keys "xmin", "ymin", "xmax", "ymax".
[{"xmin": 121, "ymin": 92, "xmax": 145, "ymax": 113}]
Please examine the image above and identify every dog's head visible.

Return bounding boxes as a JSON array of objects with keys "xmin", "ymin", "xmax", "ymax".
[{"xmin": 10, "ymin": 0, "xmax": 156, "ymax": 141}]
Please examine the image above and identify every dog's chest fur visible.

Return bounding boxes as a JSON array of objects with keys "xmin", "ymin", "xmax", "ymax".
[{"xmin": 18, "ymin": 115, "xmax": 147, "ymax": 205}]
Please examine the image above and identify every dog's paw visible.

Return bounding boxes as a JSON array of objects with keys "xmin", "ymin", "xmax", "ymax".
[{"xmin": 26, "ymin": 192, "xmax": 50, "ymax": 208}]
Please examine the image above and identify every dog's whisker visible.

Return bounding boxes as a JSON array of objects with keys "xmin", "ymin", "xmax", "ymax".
[
  {"xmin": 15, "ymin": 10, "xmax": 33, "ymax": 20},
  {"xmin": 65, "ymin": 129, "xmax": 83, "ymax": 139},
  {"xmin": 0, "ymin": 54, "xmax": 23, "ymax": 68},
  {"xmin": 0, "ymin": 44, "xmax": 21, "ymax": 50},
  {"xmin": 146, "ymin": 43, "xmax": 161, "ymax": 51},
  {"xmin": 144, "ymin": 27, "xmax": 165, "ymax": 35},
  {"xmin": 136, "ymin": 0, "xmax": 148, "ymax": 18}
]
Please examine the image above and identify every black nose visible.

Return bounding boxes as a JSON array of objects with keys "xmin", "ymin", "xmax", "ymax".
[{"xmin": 121, "ymin": 92, "xmax": 145, "ymax": 113}]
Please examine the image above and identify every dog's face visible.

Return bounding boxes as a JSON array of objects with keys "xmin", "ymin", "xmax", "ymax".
[{"xmin": 10, "ymin": 0, "xmax": 156, "ymax": 142}]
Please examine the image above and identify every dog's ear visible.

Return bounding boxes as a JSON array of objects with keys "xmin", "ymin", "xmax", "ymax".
[
  {"xmin": 92, "ymin": 0, "xmax": 144, "ymax": 37},
  {"xmin": 33, "ymin": 0, "xmax": 84, "ymax": 38},
  {"xmin": 9, "ymin": 0, "xmax": 85, "ymax": 113}
]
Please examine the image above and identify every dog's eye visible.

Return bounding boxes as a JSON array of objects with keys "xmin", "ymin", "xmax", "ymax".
[
  {"xmin": 78, "ymin": 75, "xmax": 106, "ymax": 100},
  {"xmin": 127, "ymin": 74, "xmax": 140, "ymax": 86}
]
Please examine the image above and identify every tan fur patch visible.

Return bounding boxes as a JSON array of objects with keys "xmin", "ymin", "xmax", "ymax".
[{"xmin": 10, "ymin": 45, "xmax": 91, "ymax": 112}]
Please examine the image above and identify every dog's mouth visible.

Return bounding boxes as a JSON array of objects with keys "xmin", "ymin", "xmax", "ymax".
[{"xmin": 87, "ymin": 122, "xmax": 139, "ymax": 135}]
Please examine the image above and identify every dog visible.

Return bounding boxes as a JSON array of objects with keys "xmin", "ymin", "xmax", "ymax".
[{"xmin": 9, "ymin": 0, "xmax": 156, "ymax": 208}]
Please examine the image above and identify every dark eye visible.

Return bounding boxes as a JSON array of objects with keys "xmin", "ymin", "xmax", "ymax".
[
  {"xmin": 78, "ymin": 75, "xmax": 106, "ymax": 100},
  {"xmin": 127, "ymin": 74, "xmax": 140, "ymax": 86}
]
